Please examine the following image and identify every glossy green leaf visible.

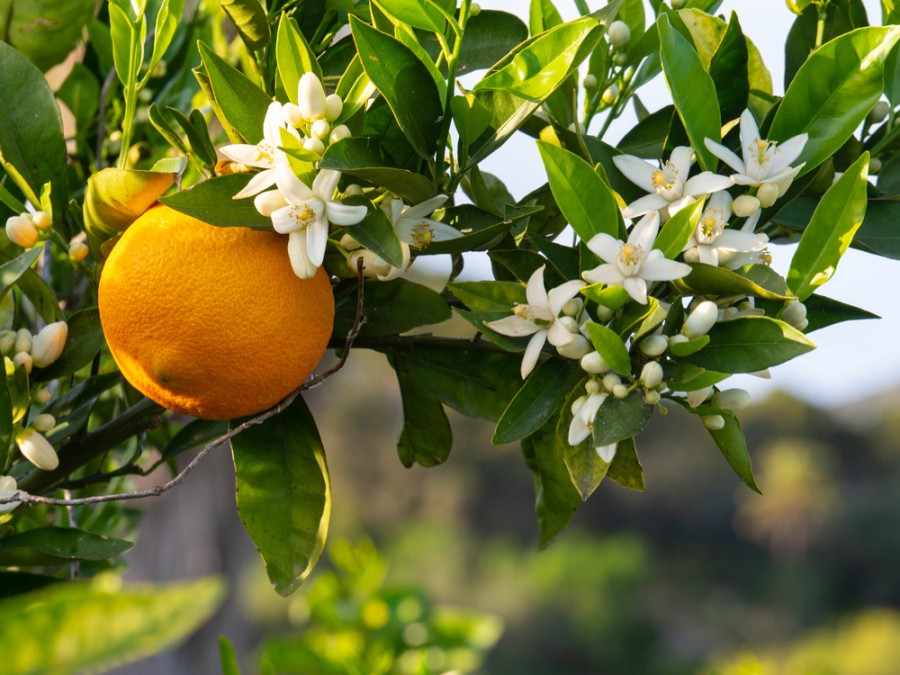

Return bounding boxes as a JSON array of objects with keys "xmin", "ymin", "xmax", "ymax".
[
  {"xmin": 376, "ymin": 0, "xmax": 446, "ymax": 33},
  {"xmin": 350, "ymin": 16, "xmax": 442, "ymax": 160},
  {"xmin": 0, "ymin": 42, "xmax": 69, "ymax": 214},
  {"xmin": 769, "ymin": 27, "xmax": 900, "ymax": 176},
  {"xmin": 334, "ymin": 278, "xmax": 450, "ymax": 337},
  {"xmin": 803, "ymin": 294, "xmax": 879, "ymax": 333},
  {"xmin": 654, "ymin": 198, "xmax": 704, "ymax": 260},
  {"xmin": 57, "ymin": 65, "xmax": 100, "ymax": 137},
  {"xmin": 493, "ymin": 359, "xmax": 580, "ymax": 445},
  {"xmin": 557, "ymin": 385, "xmax": 609, "ymax": 501},
  {"xmin": 13, "ymin": 267, "xmax": 65, "ymax": 324},
  {"xmin": 341, "ymin": 196, "xmax": 405, "ymax": 268},
  {"xmin": 0, "ymin": 572, "xmax": 57, "ymax": 600},
  {"xmin": 456, "ymin": 10, "xmax": 529, "ymax": 75},
  {"xmin": 276, "ymin": 15, "xmax": 322, "ymax": 104},
  {"xmin": 320, "ymin": 138, "xmax": 436, "ymax": 204},
  {"xmin": 0, "ymin": 527, "xmax": 132, "ymax": 566},
  {"xmin": 0, "ymin": 363, "xmax": 10, "ymax": 470},
  {"xmin": 592, "ymin": 391, "xmax": 654, "ymax": 447},
  {"xmin": 0, "ymin": 0, "xmax": 94, "ymax": 72},
  {"xmin": 537, "ymin": 141, "xmax": 619, "ymax": 243},
  {"xmin": 335, "ymin": 55, "xmax": 376, "ymax": 123},
  {"xmin": 584, "ymin": 323, "xmax": 632, "ymax": 376},
  {"xmin": 0, "ymin": 576, "xmax": 224, "ymax": 675},
  {"xmin": 232, "ymin": 396, "xmax": 331, "ymax": 596},
  {"xmin": 664, "ymin": 362, "xmax": 730, "ymax": 392},
  {"xmin": 696, "ymin": 405, "xmax": 760, "ymax": 492},
  {"xmin": 197, "ymin": 41, "xmax": 271, "ymax": 143},
  {"xmin": 162, "ymin": 106, "xmax": 219, "ymax": 168},
  {"xmin": 708, "ymin": 13, "xmax": 749, "ymax": 122},
  {"xmin": 679, "ymin": 316, "xmax": 816, "ymax": 373},
  {"xmin": 163, "ymin": 419, "xmax": 228, "ymax": 459},
  {"xmin": 33, "ymin": 309, "xmax": 105, "ymax": 382},
  {"xmin": 220, "ymin": 636, "xmax": 242, "ymax": 675},
  {"xmin": 0, "ymin": 248, "xmax": 43, "ymax": 296},
  {"xmin": 108, "ymin": 2, "xmax": 138, "ymax": 87},
  {"xmin": 148, "ymin": 0, "xmax": 185, "ymax": 75},
  {"xmin": 607, "ymin": 437, "xmax": 645, "ymax": 492},
  {"xmin": 529, "ymin": 0, "xmax": 562, "ymax": 35},
  {"xmin": 788, "ymin": 152, "xmax": 869, "ymax": 301},
  {"xmin": 393, "ymin": 358, "xmax": 452, "ymax": 468},
  {"xmin": 449, "ymin": 280, "xmax": 526, "ymax": 312},
  {"xmin": 160, "ymin": 174, "xmax": 273, "ymax": 229},
  {"xmin": 658, "ymin": 15, "xmax": 720, "ymax": 171},
  {"xmin": 222, "ymin": 0, "xmax": 271, "ymax": 50},
  {"xmin": 669, "ymin": 334, "xmax": 710, "ymax": 357},
  {"xmin": 421, "ymin": 204, "xmax": 537, "ymax": 256},
  {"xmin": 677, "ymin": 263, "xmax": 795, "ymax": 301}
]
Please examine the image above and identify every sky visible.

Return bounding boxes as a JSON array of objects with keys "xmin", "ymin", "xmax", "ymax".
[{"xmin": 444, "ymin": 0, "xmax": 898, "ymax": 407}]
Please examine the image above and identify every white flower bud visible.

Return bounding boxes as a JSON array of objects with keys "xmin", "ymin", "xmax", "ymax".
[
  {"xmin": 683, "ymin": 247, "xmax": 700, "ymax": 263},
  {"xmin": 6, "ymin": 215, "xmax": 39, "ymax": 248},
  {"xmin": 32, "ymin": 211, "xmax": 52, "ymax": 231},
  {"xmin": 311, "ymin": 119, "xmax": 331, "ymax": 140},
  {"xmin": 608, "ymin": 21, "xmax": 631, "ymax": 48},
  {"xmin": 344, "ymin": 183, "xmax": 364, "ymax": 197},
  {"xmin": 339, "ymin": 234, "xmax": 361, "ymax": 251},
  {"xmin": 712, "ymin": 388, "xmax": 751, "ymax": 412},
  {"xmin": 582, "ymin": 73, "xmax": 598, "ymax": 90},
  {"xmin": 33, "ymin": 388, "xmax": 52, "ymax": 404},
  {"xmin": 644, "ymin": 389, "xmax": 661, "ymax": 406},
  {"xmin": 329, "ymin": 124, "xmax": 352, "ymax": 144},
  {"xmin": 668, "ymin": 334, "xmax": 689, "ymax": 347},
  {"xmin": 557, "ymin": 316, "xmax": 580, "ymax": 334},
  {"xmin": 869, "ymin": 157, "xmax": 882, "ymax": 174},
  {"xmin": 594, "ymin": 304, "xmax": 614, "ymax": 321},
  {"xmin": 16, "ymin": 428, "xmax": 59, "ymax": 470},
  {"xmin": 303, "ymin": 137, "xmax": 326, "ymax": 155},
  {"xmin": 254, "ymin": 190, "xmax": 289, "ymax": 217},
  {"xmin": 602, "ymin": 373, "xmax": 622, "ymax": 391},
  {"xmin": 723, "ymin": 307, "xmax": 739, "ymax": 320},
  {"xmin": 687, "ymin": 386, "xmax": 713, "ymax": 408},
  {"xmin": 31, "ymin": 321, "xmax": 68, "ymax": 368},
  {"xmin": 782, "ymin": 300, "xmax": 807, "ymax": 329},
  {"xmin": 562, "ymin": 298, "xmax": 582, "ymax": 317},
  {"xmin": 282, "ymin": 103, "xmax": 305, "ymax": 128},
  {"xmin": 556, "ymin": 334, "xmax": 591, "ymax": 360},
  {"xmin": 324, "ymin": 94, "xmax": 343, "ymax": 122},
  {"xmin": 671, "ymin": 0, "xmax": 686, "ymax": 8},
  {"xmin": 14, "ymin": 351, "xmax": 32, "ymax": 373},
  {"xmin": 585, "ymin": 378, "xmax": 601, "ymax": 395},
  {"xmin": 348, "ymin": 250, "xmax": 391, "ymax": 278},
  {"xmin": 33, "ymin": 413, "xmax": 56, "ymax": 432},
  {"xmin": 756, "ymin": 183, "xmax": 780, "ymax": 208},
  {"xmin": 732, "ymin": 194, "xmax": 761, "ymax": 218},
  {"xmin": 298, "ymin": 72, "xmax": 327, "ymax": 120},
  {"xmin": 580, "ymin": 351, "xmax": 609, "ymax": 374},
  {"xmin": 702, "ymin": 414, "xmax": 726, "ymax": 431},
  {"xmin": 683, "ymin": 300, "xmax": 718, "ymax": 339},
  {"xmin": 613, "ymin": 52, "xmax": 628, "ymax": 66},
  {"xmin": 0, "ymin": 475, "xmax": 21, "ymax": 514},
  {"xmin": 0, "ymin": 331, "xmax": 15, "ymax": 356},
  {"xmin": 639, "ymin": 335, "xmax": 668, "ymax": 357},
  {"xmin": 571, "ymin": 394, "xmax": 587, "ymax": 416},
  {"xmin": 612, "ymin": 383, "xmax": 629, "ymax": 398},
  {"xmin": 601, "ymin": 84, "xmax": 619, "ymax": 106},
  {"xmin": 776, "ymin": 176, "xmax": 793, "ymax": 197},
  {"xmin": 68, "ymin": 240, "xmax": 89, "ymax": 263},
  {"xmin": 868, "ymin": 100, "xmax": 890, "ymax": 124},
  {"xmin": 14, "ymin": 328, "xmax": 32, "ymax": 354},
  {"xmin": 640, "ymin": 361, "xmax": 664, "ymax": 389}
]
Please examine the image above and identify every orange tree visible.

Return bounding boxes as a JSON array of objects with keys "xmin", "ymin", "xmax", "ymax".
[{"xmin": 0, "ymin": 0, "xmax": 898, "ymax": 670}]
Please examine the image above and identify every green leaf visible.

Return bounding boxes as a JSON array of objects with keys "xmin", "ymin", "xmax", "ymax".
[
  {"xmin": 334, "ymin": 278, "xmax": 450, "ymax": 337},
  {"xmin": 0, "ymin": 527, "xmax": 132, "ymax": 566},
  {"xmin": 197, "ymin": 41, "xmax": 272, "ymax": 143},
  {"xmin": 276, "ymin": 15, "xmax": 322, "ymax": 104},
  {"xmin": 0, "ymin": 364, "xmax": 11, "ymax": 471},
  {"xmin": 0, "ymin": 572, "xmax": 57, "ymax": 600},
  {"xmin": 607, "ymin": 437, "xmax": 645, "ymax": 492},
  {"xmin": 669, "ymin": 334, "xmax": 710, "ymax": 357},
  {"xmin": 148, "ymin": 0, "xmax": 185, "ymax": 75},
  {"xmin": 677, "ymin": 263, "xmax": 795, "ymax": 301},
  {"xmin": 421, "ymin": 203, "xmax": 539, "ymax": 256},
  {"xmin": 584, "ymin": 323, "xmax": 632, "ymax": 376},
  {"xmin": 108, "ymin": 2, "xmax": 138, "ymax": 87},
  {"xmin": 376, "ymin": 0, "xmax": 447, "ymax": 32},
  {"xmin": 788, "ymin": 153, "xmax": 869, "ymax": 301},
  {"xmin": 592, "ymin": 391, "xmax": 654, "ymax": 447},
  {"xmin": 159, "ymin": 174, "xmax": 274, "ymax": 229},
  {"xmin": 679, "ymin": 316, "xmax": 816, "ymax": 373},
  {"xmin": 0, "ymin": 42, "xmax": 69, "ymax": 214},
  {"xmin": 769, "ymin": 27, "xmax": 900, "ymax": 176},
  {"xmin": 320, "ymin": 138, "xmax": 436, "ymax": 204},
  {"xmin": 557, "ymin": 385, "xmax": 609, "ymax": 501},
  {"xmin": 456, "ymin": 309, "xmax": 530, "ymax": 351},
  {"xmin": 537, "ymin": 141, "xmax": 619, "ymax": 243},
  {"xmin": 57, "ymin": 65, "xmax": 100, "ymax": 137},
  {"xmin": 340, "ymin": 195, "xmax": 405, "ymax": 268},
  {"xmin": 697, "ymin": 406, "xmax": 760, "ymax": 492},
  {"xmin": 803, "ymin": 294, "xmax": 879, "ymax": 333},
  {"xmin": 13, "ymin": 267, "xmax": 65, "ymax": 324},
  {"xmin": 0, "ymin": 576, "xmax": 225, "ymax": 675},
  {"xmin": 530, "ymin": 0, "xmax": 563, "ymax": 35},
  {"xmin": 163, "ymin": 419, "xmax": 227, "ymax": 459},
  {"xmin": 654, "ymin": 198, "xmax": 703, "ymax": 260},
  {"xmin": 222, "ymin": 0, "xmax": 271, "ymax": 50},
  {"xmin": 0, "ymin": 0, "xmax": 95, "ymax": 72},
  {"xmin": 32, "ymin": 308, "xmax": 105, "ymax": 382},
  {"xmin": 220, "ymin": 636, "xmax": 242, "ymax": 675},
  {"xmin": 393, "ymin": 357, "xmax": 452, "ymax": 467},
  {"xmin": 350, "ymin": 16, "xmax": 443, "ymax": 160},
  {"xmin": 232, "ymin": 396, "xmax": 330, "ymax": 596},
  {"xmin": 336, "ymin": 55, "xmax": 376, "ymax": 123},
  {"xmin": 0, "ymin": 248, "xmax": 43, "ymax": 295},
  {"xmin": 493, "ymin": 359, "xmax": 580, "ymax": 445},
  {"xmin": 658, "ymin": 15, "xmax": 720, "ymax": 171},
  {"xmin": 456, "ymin": 10, "xmax": 529, "ymax": 75},
  {"xmin": 708, "ymin": 12, "xmax": 749, "ymax": 123},
  {"xmin": 448, "ymin": 280, "xmax": 526, "ymax": 312}
]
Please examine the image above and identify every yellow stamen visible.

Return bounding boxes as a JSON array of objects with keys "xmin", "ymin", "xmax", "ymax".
[
  {"xmin": 290, "ymin": 203, "xmax": 317, "ymax": 229},
  {"xmin": 410, "ymin": 222, "xmax": 434, "ymax": 248}
]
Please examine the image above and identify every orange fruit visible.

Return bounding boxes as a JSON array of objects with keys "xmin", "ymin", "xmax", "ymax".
[{"xmin": 98, "ymin": 205, "xmax": 334, "ymax": 420}]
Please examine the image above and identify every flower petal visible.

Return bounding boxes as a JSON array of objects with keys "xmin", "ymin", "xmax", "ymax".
[
  {"xmin": 521, "ymin": 330, "xmax": 547, "ymax": 378},
  {"xmin": 669, "ymin": 146, "xmax": 694, "ymax": 175},
  {"xmin": 287, "ymin": 230, "xmax": 319, "ymax": 279},
  {"xmin": 715, "ymin": 229, "xmax": 767, "ymax": 252},
  {"xmin": 275, "ymin": 162, "xmax": 314, "ymax": 203},
  {"xmin": 612, "ymin": 154, "xmax": 658, "ymax": 192},
  {"xmin": 623, "ymin": 276, "xmax": 648, "ymax": 304},
  {"xmin": 739, "ymin": 109, "xmax": 761, "ymax": 166},
  {"xmin": 568, "ymin": 412, "xmax": 590, "ymax": 446},
  {"xmin": 582, "ymin": 263, "xmax": 625, "ymax": 286},
  {"xmin": 233, "ymin": 168, "xmax": 277, "ymax": 199},
  {"xmin": 629, "ymin": 211, "xmax": 660, "ymax": 250},
  {"xmin": 769, "ymin": 133, "xmax": 808, "ymax": 174},
  {"xmin": 547, "ymin": 280, "xmax": 586, "ymax": 316},
  {"xmin": 586, "ymin": 233, "xmax": 621, "ymax": 264},
  {"xmin": 271, "ymin": 204, "xmax": 301, "ymax": 234},
  {"xmin": 640, "ymin": 257, "xmax": 692, "ymax": 281},
  {"xmin": 698, "ymin": 244, "xmax": 719, "ymax": 266},
  {"xmin": 525, "ymin": 265, "xmax": 549, "ymax": 308},
  {"xmin": 306, "ymin": 219, "xmax": 330, "ymax": 266},
  {"xmin": 325, "ymin": 201, "xmax": 368, "ymax": 226},
  {"xmin": 401, "ymin": 194, "xmax": 449, "ymax": 221},
  {"xmin": 263, "ymin": 102, "xmax": 285, "ymax": 145},
  {"xmin": 703, "ymin": 138, "xmax": 745, "ymax": 174},
  {"xmin": 684, "ymin": 171, "xmax": 733, "ymax": 197},
  {"xmin": 622, "ymin": 193, "xmax": 669, "ymax": 219},
  {"xmin": 595, "ymin": 442, "xmax": 617, "ymax": 463},
  {"xmin": 485, "ymin": 314, "xmax": 541, "ymax": 337},
  {"xmin": 548, "ymin": 319, "xmax": 575, "ymax": 347},
  {"xmin": 312, "ymin": 169, "xmax": 341, "ymax": 201},
  {"xmin": 220, "ymin": 143, "xmax": 271, "ymax": 169}
]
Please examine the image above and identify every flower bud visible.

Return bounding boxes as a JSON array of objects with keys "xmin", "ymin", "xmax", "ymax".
[
  {"xmin": 33, "ymin": 413, "xmax": 56, "ymax": 432},
  {"xmin": 613, "ymin": 52, "xmax": 629, "ymax": 66},
  {"xmin": 612, "ymin": 383, "xmax": 629, "ymax": 398},
  {"xmin": 344, "ymin": 183, "xmax": 364, "ymax": 197},
  {"xmin": 298, "ymin": 72, "xmax": 327, "ymax": 120},
  {"xmin": 0, "ymin": 331, "xmax": 15, "ymax": 356},
  {"xmin": 869, "ymin": 157, "xmax": 882, "ymax": 174},
  {"xmin": 644, "ymin": 390, "xmax": 661, "ymax": 405},
  {"xmin": 582, "ymin": 73, "xmax": 598, "ymax": 90},
  {"xmin": 683, "ymin": 300, "xmax": 718, "ymax": 339},
  {"xmin": 32, "ymin": 211, "xmax": 52, "ymax": 231},
  {"xmin": 671, "ymin": 0, "xmax": 686, "ymax": 8},
  {"xmin": 348, "ymin": 250, "xmax": 391, "ymax": 278},
  {"xmin": 580, "ymin": 351, "xmax": 609, "ymax": 374},
  {"xmin": 585, "ymin": 378, "xmax": 601, "ymax": 395},
  {"xmin": 339, "ymin": 234, "xmax": 361, "ymax": 251},
  {"xmin": 303, "ymin": 137, "xmax": 325, "ymax": 155},
  {"xmin": 601, "ymin": 84, "xmax": 619, "ymax": 106},
  {"xmin": 282, "ymin": 103, "xmax": 304, "ymax": 128},
  {"xmin": 556, "ymin": 334, "xmax": 591, "ymax": 360},
  {"xmin": 16, "ymin": 428, "xmax": 59, "ymax": 470},
  {"xmin": 594, "ymin": 304, "xmax": 614, "ymax": 321},
  {"xmin": 868, "ymin": 100, "xmax": 890, "ymax": 124},
  {"xmin": 608, "ymin": 21, "xmax": 631, "ymax": 48},
  {"xmin": 687, "ymin": 386, "xmax": 713, "ymax": 408},
  {"xmin": 68, "ymin": 240, "xmax": 89, "ymax": 263},
  {"xmin": 324, "ymin": 94, "xmax": 343, "ymax": 122},
  {"xmin": 702, "ymin": 414, "xmax": 726, "ymax": 431},
  {"xmin": 0, "ymin": 475, "xmax": 21, "ymax": 514},
  {"xmin": 13, "ymin": 351, "xmax": 32, "ymax": 373},
  {"xmin": 469, "ymin": 2, "xmax": 481, "ymax": 16},
  {"xmin": 602, "ymin": 373, "xmax": 622, "ymax": 391},
  {"xmin": 33, "ymin": 388, "xmax": 52, "ymax": 404},
  {"xmin": 668, "ymin": 333, "xmax": 689, "ymax": 347},
  {"xmin": 782, "ymin": 300, "xmax": 807, "ymax": 329},
  {"xmin": 732, "ymin": 194, "xmax": 761, "ymax": 218},
  {"xmin": 640, "ymin": 361, "xmax": 664, "ymax": 389},
  {"xmin": 6, "ymin": 215, "xmax": 39, "ymax": 248},
  {"xmin": 31, "ymin": 321, "xmax": 68, "ymax": 368},
  {"xmin": 571, "ymin": 395, "xmax": 587, "ymax": 416},
  {"xmin": 14, "ymin": 328, "xmax": 32, "ymax": 354},
  {"xmin": 562, "ymin": 298, "xmax": 582, "ymax": 317},
  {"xmin": 311, "ymin": 119, "xmax": 331, "ymax": 140},
  {"xmin": 639, "ymin": 334, "xmax": 668, "ymax": 357},
  {"xmin": 330, "ymin": 124, "xmax": 352, "ymax": 144},
  {"xmin": 756, "ymin": 183, "xmax": 780, "ymax": 208},
  {"xmin": 254, "ymin": 190, "xmax": 289, "ymax": 217},
  {"xmin": 712, "ymin": 388, "xmax": 751, "ymax": 412},
  {"xmin": 557, "ymin": 316, "xmax": 580, "ymax": 334}
]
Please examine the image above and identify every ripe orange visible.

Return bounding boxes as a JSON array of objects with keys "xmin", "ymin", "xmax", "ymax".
[{"xmin": 98, "ymin": 205, "xmax": 334, "ymax": 420}]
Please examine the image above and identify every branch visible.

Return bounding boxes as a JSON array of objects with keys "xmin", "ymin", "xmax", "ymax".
[{"xmin": 1, "ymin": 263, "xmax": 368, "ymax": 509}]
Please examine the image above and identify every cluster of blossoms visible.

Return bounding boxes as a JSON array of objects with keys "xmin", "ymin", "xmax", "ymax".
[
  {"xmin": 5, "ymin": 211, "xmax": 89, "ymax": 263},
  {"xmin": 223, "ymin": 72, "xmax": 460, "ymax": 280},
  {"xmin": 488, "ymin": 109, "xmax": 810, "ymax": 459}
]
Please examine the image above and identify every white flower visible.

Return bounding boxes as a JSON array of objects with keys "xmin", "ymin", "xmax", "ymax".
[
  {"xmin": 568, "ymin": 394, "xmax": 618, "ymax": 461},
  {"xmin": 298, "ymin": 72, "xmax": 327, "ymax": 121},
  {"xmin": 704, "ymin": 109, "xmax": 808, "ymax": 187},
  {"xmin": 683, "ymin": 300, "xmax": 718, "ymax": 339},
  {"xmin": 16, "ymin": 428, "xmax": 59, "ymax": 471},
  {"xmin": 31, "ymin": 321, "xmax": 68, "ymax": 368},
  {"xmin": 682, "ymin": 192, "xmax": 769, "ymax": 269},
  {"xmin": 272, "ymin": 164, "xmax": 368, "ymax": 279},
  {"xmin": 221, "ymin": 102, "xmax": 294, "ymax": 199},
  {"xmin": 582, "ymin": 212, "xmax": 692, "ymax": 304},
  {"xmin": 485, "ymin": 266, "xmax": 585, "ymax": 378},
  {"xmin": 613, "ymin": 146, "xmax": 732, "ymax": 219},
  {"xmin": 0, "ymin": 475, "xmax": 21, "ymax": 514}
]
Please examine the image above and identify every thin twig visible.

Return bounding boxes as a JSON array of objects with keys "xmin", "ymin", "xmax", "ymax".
[{"xmin": 0, "ymin": 264, "xmax": 367, "ymax": 509}]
